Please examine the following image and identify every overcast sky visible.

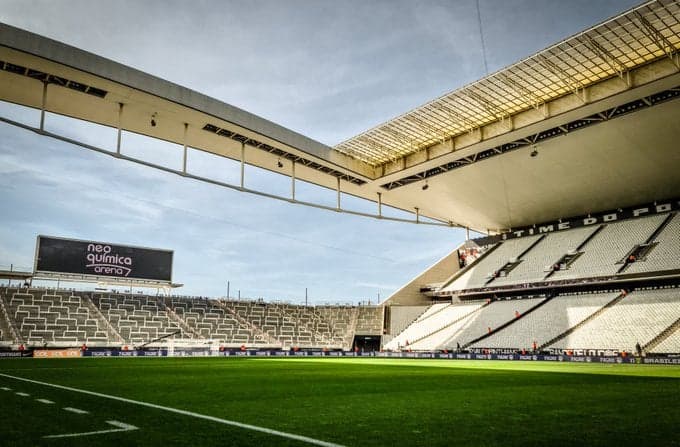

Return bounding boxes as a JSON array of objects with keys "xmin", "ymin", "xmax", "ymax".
[{"xmin": 0, "ymin": 0, "xmax": 640, "ymax": 303}]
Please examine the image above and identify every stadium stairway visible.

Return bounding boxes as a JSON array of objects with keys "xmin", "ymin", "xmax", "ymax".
[
  {"xmin": 538, "ymin": 291, "xmax": 626, "ymax": 350},
  {"xmin": 0, "ymin": 290, "xmax": 20, "ymax": 343},
  {"xmin": 162, "ymin": 299, "xmax": 203, "ymax": 339},
  {"xmin": 643, "ymin": 316, "xmax": 680, "ymax": 353},
  {"xmin": 82, "ymin": 292, "xmax": 124, "ymax": 344},
  {"xmin": 463, "ymin": 297, "xmax": 550, "ymax": 349},
  {"xmin": 617, "ymin": 212, "xmax": 676, "ymax": 274}
]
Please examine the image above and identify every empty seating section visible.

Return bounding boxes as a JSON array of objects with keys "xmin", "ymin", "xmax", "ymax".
[
  {"xmin": 442, "ymin": 235, "xmax": 541, "ymax": 292},
  {"xmin": 440, "ymin": 297, "xmax": 545, "ymax": 350},
  {"xmin": 388, "ymin": 305, "xmax": 429, "ymax": 336},
  {"xmin": 93, "ymin": 294, "xmax": 183, "ymax": 344},
  {"xmin": 355, "ymin": 306, "xmax": 384, "ymax": 334},
  {"xmin": 627, "ymin": 213, "xmax": 680, "ymax": 274},
  {"xmin": 549, "ymin": 289, "xmax": 680, "ymax": 351},
  {"xmin": 169, "ymin": 298, "xmax": 241, "ymax": 342},
  {"xmin": 406, "ymin": 302, "xmax": 487, "ymax": 351},
  {"xmin": 491, "ymin": 226, "xmax": 598, "ymax": 286},
  {"xmin": 475, "ymin": 292, "xmax": 619, "ymax": 349},
  {"xmin": 551, "ymin": 214, "xmax": 665, "ymax": 280},
  {"xmin": 413, "ymin": 303, "xmax": 448, "ymax": 323},
  {"xmin": 315, "ymin": 306, "xmax": 357, "ymax": 347},
  {"xmin": 273, "ymin": 304, "xmax": 344, "ymax": 347},
  {"xmin": 5, "ymin": 289, "xmax": 109, "ymax": 344},
  {"xmin": 650, "ymin": 326, "xmax": 680, "ymax": 354},
  {"xmin": 384, "ymin": 302, "xmax": 483, "ymax": 350}
]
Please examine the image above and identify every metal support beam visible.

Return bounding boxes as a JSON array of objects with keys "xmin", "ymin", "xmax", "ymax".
[
  {"xmin": 182, "ymin": 122, "xmax": 188, "ymax": 174},
  {"xmin": 336, "ymin": 177, "xmax": 341, "ymax": 211},
  {"xmin": 635, "ymin": 12, "xmax": 680, "ymax": 70},
  {"xmin": 377, "ymin": 192, "xmax": 382, "ymax": 218},
  {"xmin": 583, "ymin": 36, "xmax": 631, "ymax": 87},
  {"xmin": 116, "ymin": 103, "xmax": 123, "ymax": 155},
  {"xmin": 291, "ymin": 161, "xmax": 296, "ymax": 201},
  {"xmin": 39, "ymin": 81, "xmax": 47, "ymax": 131},
  {"xmin": 239, "ymin": 142, "xmax": 245, "ymax": 189},
  {"xmin": 415, "ymin": 207, "xmax": 420, "ymax": 224}
]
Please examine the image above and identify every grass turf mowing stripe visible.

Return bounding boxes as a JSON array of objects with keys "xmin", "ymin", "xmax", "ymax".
[{"xmin": 0, "ymin": 372, "xmax": 344, "ymax": 447}]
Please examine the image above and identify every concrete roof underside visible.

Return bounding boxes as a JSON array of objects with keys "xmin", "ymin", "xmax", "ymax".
[{"xmin": 1, "ymin": 0, "xmax": 679, "ymax": 233}]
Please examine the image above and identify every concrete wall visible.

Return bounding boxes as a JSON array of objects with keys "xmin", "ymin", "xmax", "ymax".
[{"xmin": 383, "ymin": 243, "xmax": 464, "ymax": 306}]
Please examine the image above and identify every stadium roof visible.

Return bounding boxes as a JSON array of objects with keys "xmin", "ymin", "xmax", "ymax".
[
  {"xmin": 1, "ymin": 0, "xmax": 679, "ymax": 233},
  {"xmin": 334, "ymin": 0, "xmax": 680, "ymax": 166}
]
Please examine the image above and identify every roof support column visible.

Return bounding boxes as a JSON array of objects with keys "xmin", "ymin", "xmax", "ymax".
[
  {"xmin": 182, "ymin": 122, "xmax": 188, "ymax": 175},
  {"xmin": 415, "ymin": 207, "xmax": 420, "ymax": 224},
  {"xmin": 116, "ymin": 103, "xmax": 123, "ymax": 155},
  {"xmin": 336, "ymin": 177, "xmax": 341, "ymax": 211},
  {"xmin": 377, "ymin": 192, "xmax": 382, "ymax": 218},
  {"xmin": 291, "ymin": 161, "xmax": 296, "ymax": 201},
  {"xmin": 240, "ymin": 142, "xmax": 245, "ymax": 189},
  {"xmin": 39, "ymin": 81, "xmax": 47, "ymax": 131}
]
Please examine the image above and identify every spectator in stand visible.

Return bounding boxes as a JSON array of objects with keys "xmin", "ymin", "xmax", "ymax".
[
  {"xmin": 532, "ymin": 341, "xmax": 537, "ymax": 352},
  {"xmin": 635, "ymin": 342, "xmax": 642, "ymax": 357}
]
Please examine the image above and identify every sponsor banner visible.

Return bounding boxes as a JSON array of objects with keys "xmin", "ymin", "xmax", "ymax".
[
  {"xmin": 2, "ymin": 349, "xmax": 662, "ymax": 364},
  {"xmin": 35, "ymin": 235, "xmax": 173, "ymax": 282},
  {"xmin": 642, "ymin": 357, "xmax": 680, "ymax": 365},
  {"xmin": 0, "ymin": 351, "xmax": 33, "ymax": 358},
  {"xmin": 34, "ymin": 349, "xmax": 81, "ymax": 358},
  {"xmin": 474, "ymin": 198, "xmax": 679, "ymax": 245}
]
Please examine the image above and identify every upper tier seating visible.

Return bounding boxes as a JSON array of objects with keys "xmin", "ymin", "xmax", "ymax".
[
  {"xmin": 442, "ymin": 235, "xmax": 542, "ymax": 292},
  {"xmin": 551, "ymin": 214, "xmax": 666, "ymax": 280},
  {"xmin": 626, "ymin": 213, "xmax": 680, "ymax": 274},
  {"xmin": 549, "ymin": 288, "xmax": 680, "ymax": 351},
  {"xmin": 490, "ymin": 226, "xmax": 599, "ymax": 287},
  {"xmin": 474, "ymin": 292, "xmax": 619, "ymax": 349}
]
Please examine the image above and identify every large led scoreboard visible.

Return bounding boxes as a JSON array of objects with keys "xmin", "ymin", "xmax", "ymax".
[{"xmin": 34, "ymin": 235, "xmax": 173, "ymax": 283}]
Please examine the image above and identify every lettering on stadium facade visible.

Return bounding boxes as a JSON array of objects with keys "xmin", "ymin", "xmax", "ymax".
[{"xmin": 473, "ymin": 199, "xmax": 679, "ymax": 245}]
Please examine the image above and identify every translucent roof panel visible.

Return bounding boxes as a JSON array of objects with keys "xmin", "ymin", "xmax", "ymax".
[{"xmin": 334, "ymin": 0, "xmax": 680, "ymax": 166}]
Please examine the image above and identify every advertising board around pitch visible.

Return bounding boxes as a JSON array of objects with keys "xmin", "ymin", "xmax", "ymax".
[{"xmin": 34, "ymin": 235, "xmax": 173, "ymax": 283}]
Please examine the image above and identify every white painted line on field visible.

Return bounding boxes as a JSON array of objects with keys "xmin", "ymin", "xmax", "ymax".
[
  {"xmin": 1, "ymin": 386, "xmax": 11, "ymax": 391},
  {"xmin": 43, "ymin": 420, "xmax": 138, "ymax": 439},
  {"xmin": 64, "ymin": 407, "xmax": 89, "ymax": 414},
  {"xmin": 0, "ymin": 372, "xmax": 344, "ymax": 447},
  {"xmin": 36, "ymin": 398, "xmax": 55, "ymax": 404},
  {"xmin": 15, "ymin": 392, "xmax": 30, "ymax": 396}
]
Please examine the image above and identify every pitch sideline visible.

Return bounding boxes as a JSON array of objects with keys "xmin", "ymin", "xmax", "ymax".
[{"xmin": 0, "ymin": 372, "xmax": 345, "ymax": 447}]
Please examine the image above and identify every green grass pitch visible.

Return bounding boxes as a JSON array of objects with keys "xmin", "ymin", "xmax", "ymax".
[{"xmin": 0, "ymin": 358, "xmax": 678, "ymax": 446}]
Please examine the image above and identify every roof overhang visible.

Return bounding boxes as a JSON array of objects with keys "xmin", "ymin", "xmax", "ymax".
[{"xmin": 1, "ymin": 0, "xmax": 679, "ymax": 233}]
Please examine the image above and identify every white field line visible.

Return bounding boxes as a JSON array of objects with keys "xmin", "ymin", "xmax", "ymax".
[
  {"xmin": 15, "ymin": 392, "xmax": 30, "ymax": 396},
  {"xmin": 64, "ymin": 407, "xmax": 89, "ymax": 414},
  {"xmin": 44, "ymin": 420, "xmax": 138, "ymax": 439},
  {"xmin": 0, "ymin": 373, "xmax": 345, "ymax": 447},
  {"xmin": 36, "ymin": 398, "xmax": 55, "ymax": 404}
]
